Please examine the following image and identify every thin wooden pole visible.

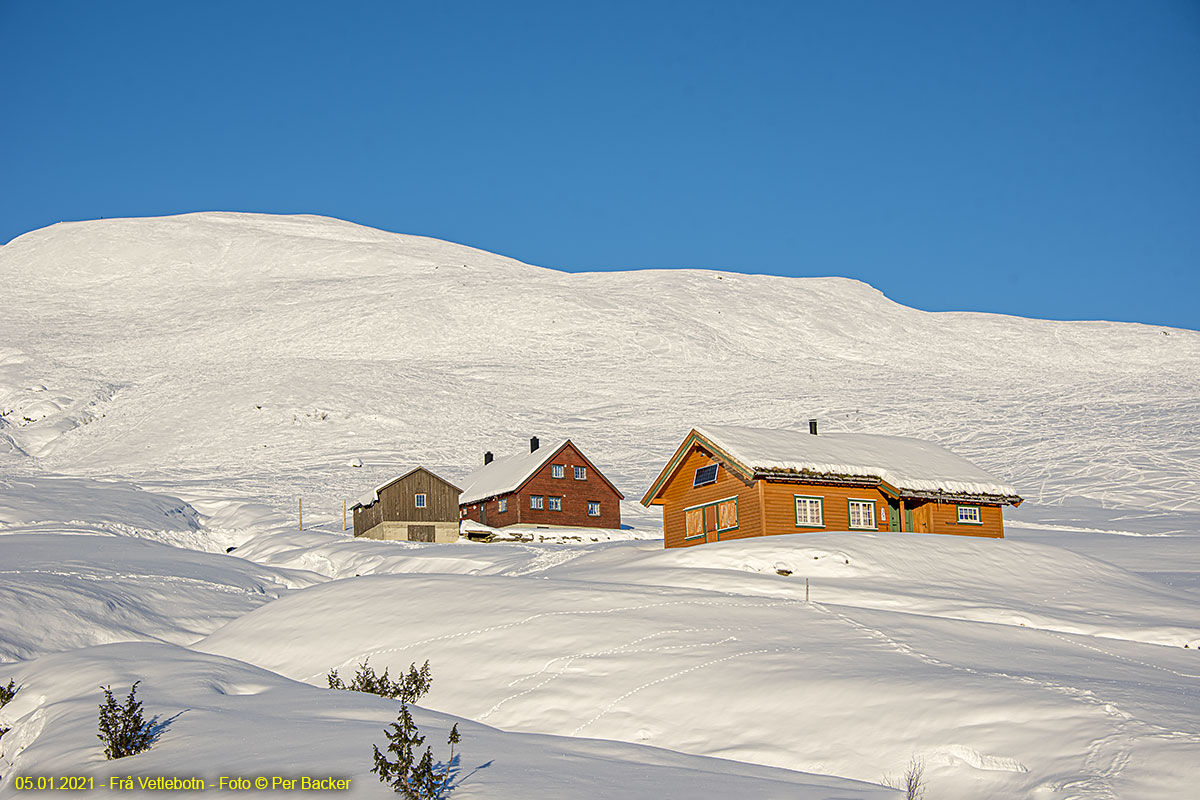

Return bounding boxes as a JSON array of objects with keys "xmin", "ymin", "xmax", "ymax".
[
  {"xmin": 342, "ymin": 500, "xmax": 346, "ymax": 531},
  {"xmin": 806, "ymin": 577, "xmax": 809, "ymax": 603},
  {"xmin": 299, "ymin": 497, "xmax": 302, "ymax": 531}
]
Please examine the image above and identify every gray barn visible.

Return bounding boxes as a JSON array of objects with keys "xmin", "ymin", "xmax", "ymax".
[{"xmin": 351, "ymin": 467, "xmax": 461, "ymax": 543}]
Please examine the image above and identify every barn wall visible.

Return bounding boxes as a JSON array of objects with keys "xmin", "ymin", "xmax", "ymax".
[{"xmin": 353, "ymin": 468, "xmax": 460, "ymax": 537}]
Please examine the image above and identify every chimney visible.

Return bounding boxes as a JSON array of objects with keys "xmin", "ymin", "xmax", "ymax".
[
  {"xmin": 484, "ymin": 451, "xmax": 493, "ymax": 465},
  {"xmin": 530, "ymin": 436, "xmax": 540, "ymax": 453},
  {"xmin": 809, "ymin": 419, "xmax": 818, "ymax": 435}
]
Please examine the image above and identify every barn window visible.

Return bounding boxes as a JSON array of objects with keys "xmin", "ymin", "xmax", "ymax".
[
  {"xmin": 574, "ymin": 466, "xmax": 587, "ymax": 480},
  {"xmin": 551, "ymin": 464, "xmax": 565, "ymax": 478},
  {"xmin": 498, "ymin": 498, "xmax": 507, "ymax": 513},
  {"xmin": 530, "ymin": 495, "xmax": 544, "ymax": 510},
  {"xmin": 414, "ymin": 493, "xmax": 426, "ymax": 508},
  {"xmin": 549, "ymin": 497, "xmax": 562, "ymax": 511},
  {"xmin": 794, "ymin": 495, "xmax": 824, "ymax": 527},
  {"xmin": 848, "ymin": 500, "xmax": 876, "ymax": 530},
  {"xmin": 957, "ymin": 505, "xmax": 982, "ymax": 525},
  {"xmin": 588, "ymin": 501, "xmax": 601, "ymax": 516},
  {"xmin": 693, "ymin": 464, "xmax": 718, "ymax": 486}
]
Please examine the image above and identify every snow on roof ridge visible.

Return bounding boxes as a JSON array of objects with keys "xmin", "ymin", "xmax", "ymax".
[
  {"xmin": 695, "ymin": 424, "xmax": 1018, "ymax": 499},
  {"xmin": 458, "ymin": 439, "xmax": 569, "ymax": 505}
]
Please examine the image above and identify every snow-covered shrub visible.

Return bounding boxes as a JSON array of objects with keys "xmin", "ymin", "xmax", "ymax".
[
  {"xmin": 97, "ymin": 682, "xmax": 154, "ymax": 759},
  {"xmin": 372, "ymin": 702, "xmax": 460, "ymax": 799},
  {"xmin": 328, "ymin": 659, "xmax": 431, "ymax": 703}
]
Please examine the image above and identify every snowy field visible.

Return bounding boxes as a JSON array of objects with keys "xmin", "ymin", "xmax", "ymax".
[{"xmin": 1, "ymin": 212, "xmax": 1198, "ymax": 798}]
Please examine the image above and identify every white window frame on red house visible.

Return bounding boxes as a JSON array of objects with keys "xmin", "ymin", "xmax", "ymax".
[
  {"xmin": 530, "ymin": 495, "xmax": 544, "ymax": 510},
  {"xmin": 587, "ymin": 501, "xmax": 601, "ymax": 516},
  {"xmin": 548, "ymin": 496, "xmax": 562, "ymax": 511},
  {"xmin": 574, "ymin": 466, "xmax": 587, "ymax": 480},
  {"xmin": 498, "ymin": 497, "xmax": 507, "ymax": 513},
  {"xmin": 551, "ymin": 464, "xmax": 565, "ymax": 478}
]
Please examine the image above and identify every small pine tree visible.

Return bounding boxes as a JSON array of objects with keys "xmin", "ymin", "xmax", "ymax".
[
  {"xmin": 0, "ymin": 678, "xmax": 16, "ymax": 738},
  {"xmin": 372, "ymin": 702, "xmax": 461, "ymax": 798},
  {"xmin": 97, "ymin": 682, "xmax": 154, "ymax": 760},
  {"xmin": 440, "ymin": 724, "xmax": 460, "ymax": 796},
  {"xmin": 372, "ymin": 701, "xmax": 425, "ymax": 798},
  {"xmin": 328, "ymin": 659, "xmax": 432, "ymax": 702}
]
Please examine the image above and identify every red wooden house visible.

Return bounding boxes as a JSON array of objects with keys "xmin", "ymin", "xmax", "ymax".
[{"xmin": 459, "ymin": 437, "xmax": 624, "ymax": 529}]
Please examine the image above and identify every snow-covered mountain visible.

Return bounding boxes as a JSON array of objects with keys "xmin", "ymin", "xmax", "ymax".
[
  {"xmin": 2, "ymin": 213, "xmax": 1198, "ymax": 799},
  {"xmin": 2, "ymin": 212, "xmax": 1197, "ymax": 522}
]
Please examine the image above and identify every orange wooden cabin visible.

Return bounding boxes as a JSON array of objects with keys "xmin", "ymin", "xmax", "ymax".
[{"xmin": 641, "ymin": 424, "xmax": 1022, "ymax": 548}]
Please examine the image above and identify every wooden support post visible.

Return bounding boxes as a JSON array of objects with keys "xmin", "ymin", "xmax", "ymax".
[
  {"xmin": 342, "ymin": 500, "xmax": 346, "ymax": 531},
  {"xmin": 806, "ymin": 577, "xmax": 810, "ymax": 603},
  {"xmin": 299, "ymin": 498, "xmax": 302, "ymax": 531}
]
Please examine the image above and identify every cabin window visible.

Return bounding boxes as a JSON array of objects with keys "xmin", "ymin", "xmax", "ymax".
[
  {"xmin": 717, "ymin": 498, "xmax": 738, "ymax": 530},
  {"xmin": 693, "ymin": 464, "xmax": 718, "ymax": 487},
  {"xmin": 588, "ymin": 501, "xmax": 601, "ymax": 516},
  {"xmin": 848, "ymin": 499, "xmax": 876, "ymax": 530},
  {"xmin": 684, "ymin": 507, "xmax": 704, "ymax": 537},
  {"xmin": 551, "ymin": 464, "xmax": 565, "ymax": 478},
  {"xmin": 957, "ymin": 505, "xmax": 982, "ymax": 525},
  {"xmin": 498, "ymin": 498, "xmax": 507, "ymax": 513},
  {"xmin": 549, "ymin": 497, "xmax": 562, "ymax": 511},
  {"xmin": 574, "ymin": 466, "xmax": 587, "ymax": 480},
  {"xmin": 794, "ymin": 495, "xmax": 824, "ymax": 527},
  {"xmin": 530, "ymin": 495, "xmax": 544, "ymax": 510}
]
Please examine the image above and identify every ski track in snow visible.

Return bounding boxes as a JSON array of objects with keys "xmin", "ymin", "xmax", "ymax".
[{"xmin": 813, "ymin": 601, "xmax": 1200, "ymax": 798}]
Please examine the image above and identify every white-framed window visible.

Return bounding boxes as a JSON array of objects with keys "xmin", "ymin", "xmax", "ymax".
[
  {"xmin": 794, "ymin": 495, "xmax": 824, "ymax": 527},
  {"xmin": 530, "ymin": 495, "xmax": 544, "ymax": 510},
  {"xmin": 414, "ymin": 493, "xmax": 426, "ymax": 508},
  {"xmin": 551, "ymin": 464, "xmax": 565, "ymax": 478},
  {"xmin": 549, "ymin": 496, "xmax": 562, "ymax": 511},
  {"xmin": 574, "ymin": 466, "xmax": 587, "ymax": 480},
  {"xmin": 693, "ymin": 464, "xmax": 718, "ymax": 486},
  {"xmin": 587, "ymin": 501, "xmax": 601, "ymax": 516},
  {"xmin": 848, "ymin": 499, "xmax": 876, "ymax": 530},
  {"xmin": 957, "ymin": 505, "xmax": 982, "ymax": 525},
  {"xmin": 498, "ymin": 498, "xmax": 507, "ymax": 513}
]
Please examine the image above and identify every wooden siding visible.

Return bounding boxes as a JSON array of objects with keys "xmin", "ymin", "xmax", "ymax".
[
  {"xmin": 760, "ymin": 481, "xmax": 890, "ymax": 535},
  {"xmin": 460, "ymin": 442, "xmax": 623, "ymax": 530},
  {"xmin": 353, "ymin": 468, "xmax": 460, "ymax": 537},
  {"xmin": 920, "ymin": 499, "xmax": 1005, "ymax": 538},
  {"xmin": 660, "ymin": 446, "xmax": 760, "ymax": 548}
]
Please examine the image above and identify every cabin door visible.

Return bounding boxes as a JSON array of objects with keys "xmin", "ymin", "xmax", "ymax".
[
  {"xmin": 888, "ymin": 499, "xmax": 901, "ymax": 532},
  {"xmin": 704, "ymin": 505, "xmax": 719, "ymax": 543}
]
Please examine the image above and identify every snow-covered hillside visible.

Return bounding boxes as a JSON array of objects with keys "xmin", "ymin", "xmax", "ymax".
[{"xmin": 1, "ymin": 213, "xmax": 1198, "ymax": 799}]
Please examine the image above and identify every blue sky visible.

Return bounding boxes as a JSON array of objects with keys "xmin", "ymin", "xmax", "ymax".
[{"xmin": 2, "ymin": 1, "xmax": 1198, "ymax": 329}]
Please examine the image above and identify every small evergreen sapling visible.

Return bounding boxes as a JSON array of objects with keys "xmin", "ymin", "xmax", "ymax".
[
  {"xmin": 97, "ymin": 682, "xmax": 154, "ymax": 759},
  {"xmin": 0, "ymin": 678, "xmax": 16, "ymax": 739},
  {"xmin": 372, "ymin": 703, "xmax": 461, "ymax": 799},
  {"xmin": 328, "ymin": 659, "xmax": 432, "ymax": 702}
]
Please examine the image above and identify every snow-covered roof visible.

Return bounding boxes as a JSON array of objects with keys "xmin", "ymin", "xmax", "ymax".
[
  {"xmin": 459, "ymin": 440, "xmax": 568, "ymax": 505},
  {"xmin": 693, "ymin": 425, "xmax": 1019, "ymax": 499},
  {"xmin": 351, "ymin": 467, "xmax": 461, "ymax": 510}
]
